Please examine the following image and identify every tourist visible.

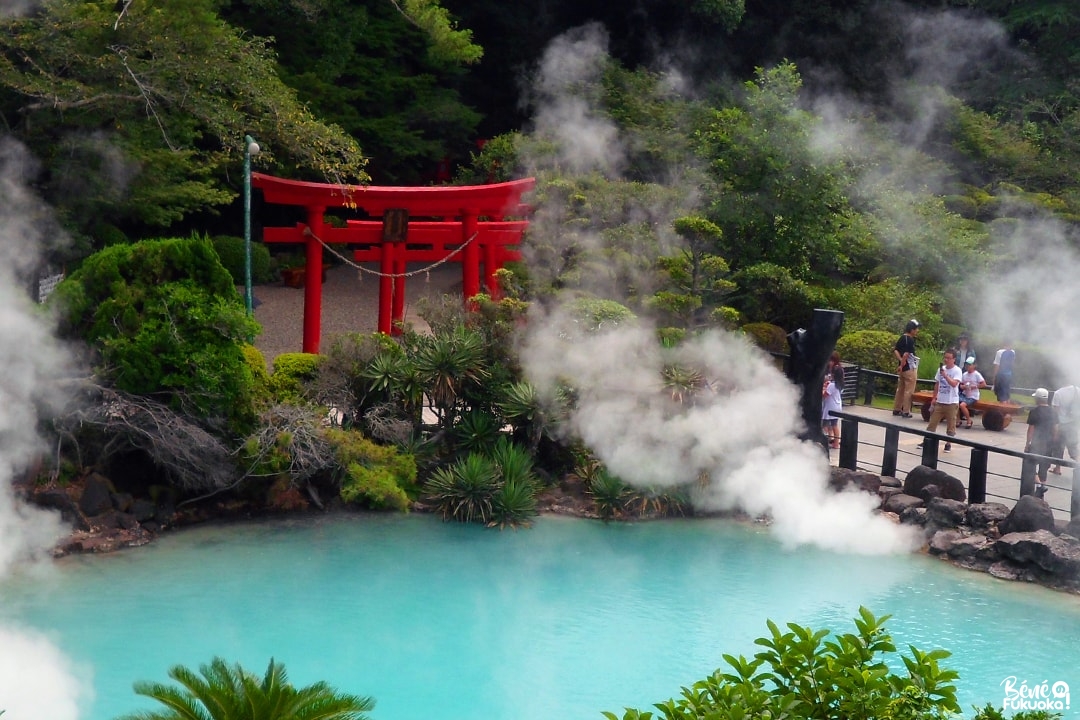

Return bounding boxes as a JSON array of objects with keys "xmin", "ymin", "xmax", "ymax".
[
  {"xmin": 1026, "ymin": 387, "xmax": 1058, "ymax": 497},
  {"xmin": 991, "ymin": 341, "xmax": 1016, "ymax": 402},
  {"xmin": 958, "ymin": 357, "xmax": 987, "ymax": 429},
  {"xmin": 1050, "ymin": 383, "xmax": 1080, "ymax": 475},
  {"xmin": 828, "ymin": 351, "xmax": 845, "ymax": 398},
  {"xmin": 892, "ymin": 319, "xmax": 920, "ymax": 418},
  {"xmin": 925, "ymin": 349, "xmax": 962, "ymax": 452},
  {"xmin": 822, "ymin": 369, "xmax": 843, "ymax": 449},
  {"xmin": 954, "ymin": 332, "xmax": 976, "ymax": 366}
]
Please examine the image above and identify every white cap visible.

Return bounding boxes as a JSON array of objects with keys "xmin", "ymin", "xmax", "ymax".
[{"xmin": 1033, "ymin": 388, "xmax": 1049, "ymax": 400}]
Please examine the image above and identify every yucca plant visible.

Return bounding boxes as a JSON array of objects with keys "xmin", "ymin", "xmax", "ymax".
[
  {"xmin": 452, "ymin": 409, "xmax": 504, "ymax": 455},
  {"xmin": 490, "ymin": 436, "xmax": 537, "ymax": 487},
  {"xmin": 424, "ymin": 453, "xmax": 499, "ymax": 523},
  {"xmin": 661, "ymin": 363, "xmax": 707, "ymax": 404},
  {"xmin": 588, "ymin": 467, "xmax": 632, "ymax": 520},
  {"xmin": 412, "ymin": 326, "xmax": 489, "ymax": 429},
  {"xmin": 489, "ymin": 478, "xmax": 538, "ymax": 529},
  {"xmin": 499, "ymin": 380, "xmax": 546, "ymax": 451},
  {"xmin": 626, "ymin": 486, "xmax": 689, "ymax": 518}
]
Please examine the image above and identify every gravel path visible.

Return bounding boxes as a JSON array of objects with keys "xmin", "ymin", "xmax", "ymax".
[{"xmin": 252, "ymin": 263, "xmax": 462, "ymax": 366}]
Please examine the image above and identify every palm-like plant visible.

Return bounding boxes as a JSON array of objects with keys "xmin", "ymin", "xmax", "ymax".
[
  {"xmin": 412, "ymin": 326, "xmax": 489, "ymax": 429},
  {"xmin": 489, "ymin": 436, "xmax": 537, "ymax": 487},
  {"xmin": 452, "ymin": 409, "xmax": 504, "ymax": 455},
  {"xmin": 424, "ymin": 453, "xmax": 499, "ymax": 523},
  {"xmin": 490, "ymin": 478, "xmax": 538, "ymax": 529},
  {"xmin": 661, "ymin": 363, "xmax": 707, "ymax": 405},
  {"xmin": 585, "ymin": 465, "xmax": 632, "ymax": 520},
  {"xmin": 118, "ymin": 657, "xmax": 374, "ymax": 720},
  {"xmin": 498, "ymin": 380, "xmax": 546, "ymax": 452}
]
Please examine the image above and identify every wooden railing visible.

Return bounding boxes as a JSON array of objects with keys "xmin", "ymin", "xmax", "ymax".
[{"xmin": 831, "ymin": 409, "xmax": 1080, "ymax": 519}]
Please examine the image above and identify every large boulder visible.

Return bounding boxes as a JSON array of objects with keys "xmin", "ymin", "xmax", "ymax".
[
  {"xmin": 78, "ymin": 472, "xmax": 115, "ymax": 517},
  {"xmin": 966, "ymin": 503, "xmax": 1011, "ymax": 530},
  {"xmin": 828, "ymin": 468, "xmax": 882, "ymax": 494},
  {"xmin": 926, "ymin": 498, "xmax": 967, "ymax": 529},
  {"xmin": 1000, "ymin": 495, "xmax": 1056, "ymax": 535},
  {"xmin": 884, "ymin": 493, "xmax": 924, "ymax": 515},
  {"xmin": 994, "ymin": 530, "xmax": 1080, "ymax": 577},
  {"xmin": 903, "ymin": 465, "xmax": 966, "ymax": 502}
]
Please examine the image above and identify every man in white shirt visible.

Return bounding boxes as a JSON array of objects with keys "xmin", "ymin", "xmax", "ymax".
[
  {"xmin": 1050, "ymin": 384, "xmax": 1080, "ymax": 474},
  {"xmin": 926, "ymin": 350, "xmax": 963, "ymax": 452}
]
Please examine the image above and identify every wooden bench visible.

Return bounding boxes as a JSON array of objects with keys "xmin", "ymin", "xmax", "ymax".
[{"xmin": 910, "ymin": 390, "xmax": 1025, "ymax": 431}]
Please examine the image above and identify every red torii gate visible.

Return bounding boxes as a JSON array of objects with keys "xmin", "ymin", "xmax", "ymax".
[{"xmin": 252, "ymin": 173, "xmax": 535, "ymax": 353}]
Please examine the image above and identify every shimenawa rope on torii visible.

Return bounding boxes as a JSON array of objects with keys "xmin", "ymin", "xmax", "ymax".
[{"xmin": 302, "ymin": 226, "xmax": 480, "ymax": 281}]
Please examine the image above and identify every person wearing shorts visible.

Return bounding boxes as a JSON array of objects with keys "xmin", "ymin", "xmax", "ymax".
[{"xmin": 958, "ymin": 357, "xmax": 986, "ymax": 429}]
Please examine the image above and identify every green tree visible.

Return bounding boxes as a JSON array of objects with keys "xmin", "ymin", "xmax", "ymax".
[
  {"xmin": 118, "ymin": 657, "xmax": 374, "ymax": 720},
  {"xmin": 0, "ymin": 0, "xmax": 365, "ymax": 241},
  {"xmin": 52, "ymin": 234, "xmax": 259, "ymax": 432},
  {"xmin": 221, "ymin": 0, "xmax": 483, "ymax": 184},
  {"xmin": 649, "ymin": 215, "xmax": 737, "ymax": 329},
  {"xmin": 697, "ymin": 62, "xmax": 877, "ymax": 281}
]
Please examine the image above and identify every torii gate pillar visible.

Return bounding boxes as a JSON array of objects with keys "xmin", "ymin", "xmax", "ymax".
[{"xmin": 303, "ymin": 205, "xmax": 326, "ymax": 353}]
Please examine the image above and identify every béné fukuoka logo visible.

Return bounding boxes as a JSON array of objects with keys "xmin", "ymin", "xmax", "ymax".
[{"xmin": 1001, "ymin": 676, "xmax": 1070, "ymax": 712}]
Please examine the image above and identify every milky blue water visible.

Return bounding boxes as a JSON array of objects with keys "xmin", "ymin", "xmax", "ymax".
[{"xmin": 2, "ymin": 514, "xmax": 1079, "ymax": 720}]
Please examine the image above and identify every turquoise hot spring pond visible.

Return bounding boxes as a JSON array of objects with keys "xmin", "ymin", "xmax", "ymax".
[{"xmin": 1, "ymin": 514, "xmax": 1078, "ymax": 719}]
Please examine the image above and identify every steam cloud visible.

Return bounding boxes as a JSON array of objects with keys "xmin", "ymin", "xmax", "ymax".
[
  {"xmin": 0, "ymin": 138, "xmax": 86, "ymax": 718},
  {"xmin": 516, "ymin": 29, "xmax": 918, "ymax": 554},
  {"xmin": 969, "ymin": 218, "xmax": 1080, "ymax": 384}
]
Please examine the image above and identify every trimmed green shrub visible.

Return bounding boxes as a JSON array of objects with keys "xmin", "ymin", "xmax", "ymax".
[
  {"xmin": 269, "ymin": 352, "xmax": 323, "ymax": 403},
  {"xmin": 741, "ymin": 322, "xmax": 788, "ymax": 353},
  {"xmin": 566, "ymin": 296, "xmax": 637, "ymax": 332},
  {"xmin": 51, "ymin": 234, "xmax": 260, "ymax": 431},
  {"xmin": 835, "ymin": 330, "xmax": 898, "ymax": 373},
  {"xmin": 212, "ymin": 235, "xmax": 273, "ymax": 285},
  {"xmin": 328, "ymin": 429, "xmax": 416, "ymax": 511},
  {"xmin": 241, "ymin": 344, "xmax": 273, "ymax": 409}
]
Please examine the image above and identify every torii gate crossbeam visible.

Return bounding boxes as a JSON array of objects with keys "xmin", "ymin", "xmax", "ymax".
[{"xmin": 252, "ymin": 173, "xmax": 535, "ymax": 353}]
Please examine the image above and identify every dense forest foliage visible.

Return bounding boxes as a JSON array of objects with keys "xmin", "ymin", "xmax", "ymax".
[
  {"xmin": 9, "ymin": 0, "xmax": 1080, "ymax": 523},
  {"xmin": 4, "ymin": 0, "xmax": 1078, "ymax": 341}
]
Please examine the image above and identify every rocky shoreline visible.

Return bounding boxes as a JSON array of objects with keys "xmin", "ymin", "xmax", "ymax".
[{"xmin": 21, "ymin": 466, "xmax": 1080, "ymax": 595}]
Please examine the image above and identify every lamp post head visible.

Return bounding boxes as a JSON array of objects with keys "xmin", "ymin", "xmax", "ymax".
[{"xmin": 245, "ymin": 134, "xmax": 260, "ymax": 156}]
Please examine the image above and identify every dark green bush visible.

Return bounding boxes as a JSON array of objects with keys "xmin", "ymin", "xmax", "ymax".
[
  {"xmin": 212, "ymin": 235, "xmax": 273, "ymax": 285},
  {"xmin": 740, "ymin": 322, "xmax": 788, "ymax": 353},
  {"xmin": 835, "ymin": 330, "xmax": 898, "ymax": 373},
  {"xmin": 586, "ymin": 465, "xmax": 632, "ymax": 520},
  {"xmin": 490, "ymin": 478, "xmax": 538, "ymax": 528},
  {"xmin": 452, "ymin": 410, "xmax": 504, "ymax": 455},
  {"xmin": 269, "ymin": 352, "xmax": 323, "ymax": 403},
  {"xmin": 52, "ymin": 234, "xmax": 260, "ymax": 431}
]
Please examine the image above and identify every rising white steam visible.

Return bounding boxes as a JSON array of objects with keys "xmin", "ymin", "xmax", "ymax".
[
  {"xmin": 522, "ymin": 310, "xmax": 916, "ymax": 554},
  {"xmin": 522, "ymin": 23, "xmax": 625, "ymax": 178},
  {"xmin": 970, "ymin": 218, "xmax": 1080, "ymax": 383},
  {"xmin": 0, "ymin": 137, "xmax": 86, "ymax": 718},
  {"xmin": 516, "ymin": 27, "xmax": 916, "ymax": 554},
  {"xmin": 0, "ymin": 0, "xmax": 37, "ymax": 17}
]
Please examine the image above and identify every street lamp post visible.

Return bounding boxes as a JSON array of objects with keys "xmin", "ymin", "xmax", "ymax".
[{"xmin": 243, "ymin": 134, "xmax": 261, "ymax": 314}]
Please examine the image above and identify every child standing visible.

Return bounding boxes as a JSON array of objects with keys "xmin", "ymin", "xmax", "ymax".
[{"xmin": 822, "ymin": 370, "xmax": 843, "ymax": 449}]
